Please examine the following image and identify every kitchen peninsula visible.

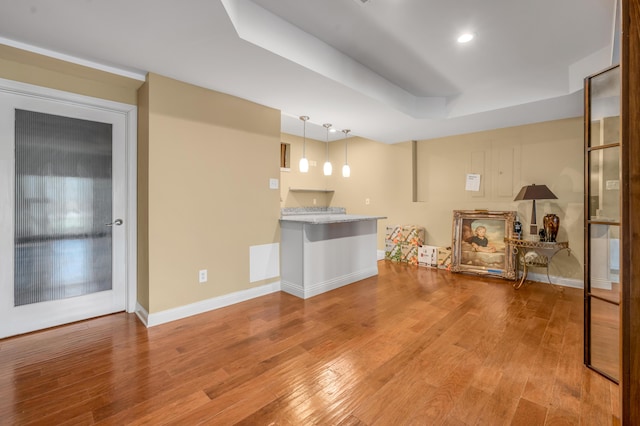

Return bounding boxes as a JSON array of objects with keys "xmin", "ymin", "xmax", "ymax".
[{"xmin": 280, "ymin": 207, "xmax": 386, "ymax": 299}]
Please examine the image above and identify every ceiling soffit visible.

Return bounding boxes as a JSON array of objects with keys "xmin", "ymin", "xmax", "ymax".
[{"xmin": 222, "ymin": 0, "xmax": 615, "ymax": 124}]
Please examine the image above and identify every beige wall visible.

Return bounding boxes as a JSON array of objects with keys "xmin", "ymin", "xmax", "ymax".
[
  {"xmin": 0, "ymin": 44, "xmax": 585, "ymax": 311},
  {"xmin": 0, "ymin": 45, "xmax": 280, "ymax": 313},
  {"xmin": 0, "ymin": 46, "xmax": 147, "ymax": 304},
  {"xmin": 283, "ymin": 117, "xmax": 584, "ymax": 281},
  {"xmin": 0, "ymin": 46, "xmax": 284, "ymax": 315},
  {"xmin": 142, "ymin": 73, "xmax": 282, "ymax": 313},
  {"xmin": 137, "ymin": 80, "xmax": 150, "ymax": 311},
  {"xmin": 0, "ymin": 44, "xmax": 141, "ymax": 104},
  {"xmin": 280, "ymin": 132, "xmax": 336, "ymax": 207}
]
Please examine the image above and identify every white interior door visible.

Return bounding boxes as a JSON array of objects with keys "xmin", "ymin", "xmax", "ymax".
[{"xmin": 0, "ymin": 84, "xmax": 130, "ymax": 338}]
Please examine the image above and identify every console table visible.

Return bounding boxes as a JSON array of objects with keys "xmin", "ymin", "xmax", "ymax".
[{"xmin": 504, "ymin": 238, "xmax": 570, "ymax": 289}]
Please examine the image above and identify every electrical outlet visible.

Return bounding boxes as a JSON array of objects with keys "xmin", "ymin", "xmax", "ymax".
[
  {"xmin": 365, "ymin": 198, "xmax": 370, "ymax": 205},
  {"xmin": 199, "ymin": 269, "xmax": 208, "ymax": 283},
  {"xmin": 313, "ymin": 198, "xmax": 317, "ymax": 205}
]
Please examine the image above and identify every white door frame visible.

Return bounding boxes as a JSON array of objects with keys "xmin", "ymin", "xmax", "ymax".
[{"xmin": 0, "ymin": 77, "xmax": 137, "ymax": 315}]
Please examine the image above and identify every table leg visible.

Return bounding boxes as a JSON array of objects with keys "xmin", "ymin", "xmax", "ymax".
[{"xmin": 513, "ymin": 252, "xmax": 528, "ymax": 290}]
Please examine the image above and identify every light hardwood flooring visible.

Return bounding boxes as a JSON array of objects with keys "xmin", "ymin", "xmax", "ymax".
[{"xmin": 0, "ymin": 261, "xmax": 619, "ymax": 425}]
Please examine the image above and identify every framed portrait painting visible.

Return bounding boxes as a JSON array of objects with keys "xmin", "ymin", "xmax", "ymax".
[{"xmin": 451, "ymin": 210, "xmax": 516, "ymax": 280}]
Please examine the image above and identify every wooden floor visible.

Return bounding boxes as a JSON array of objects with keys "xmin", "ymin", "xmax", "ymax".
[{"xmin": 0, "ymin": 261, "xmax": 619, "ymax": 425}]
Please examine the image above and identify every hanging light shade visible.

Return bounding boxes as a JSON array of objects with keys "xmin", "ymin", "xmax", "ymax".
[
  {"xmin": 323, "ymin": 123, "xmax": 332, "ymax": 176},
  {"xmin": 341, "ymin": 129, "xmax": 351, "ymax": 177},
  {"xmin": 299, "ymin": 116, "xmax": 309, "ymax": 173}
]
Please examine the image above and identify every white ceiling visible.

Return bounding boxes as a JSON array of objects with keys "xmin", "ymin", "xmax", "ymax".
[{"xmin": 0, "ymin": 0, "xmax": 616, "ymax": 143}]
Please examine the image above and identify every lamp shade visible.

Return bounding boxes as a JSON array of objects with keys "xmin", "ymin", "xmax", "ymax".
[
  {"xmin": 299, "ymin": 157, "xmax": 309, "ymax": 173},
  {"xmin": 513, "ymin": 184, "xmax": 557, "ymax": 201},
  {"xmin": 299, "ymin": 115, "xmax": 309, "ymax": 173},
  {"xmin": 514, "ymin": 183, "xmax": 557, "ymax": 235},
  {"xmin": 323, "ymin": 123, "xmax": 332, "ymax": 176},
  {"xmin": 323, "ymin": 161, "xmax": 332, "ymax": 176},
  {"xmin": 342, "ymin": 128, "xmax": 351, "ymax": 178}
]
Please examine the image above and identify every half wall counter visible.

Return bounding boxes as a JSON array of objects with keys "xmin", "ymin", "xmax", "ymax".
[{"xmin": 280, "ymin": 207, "xmax": 386, "ymax": 299}]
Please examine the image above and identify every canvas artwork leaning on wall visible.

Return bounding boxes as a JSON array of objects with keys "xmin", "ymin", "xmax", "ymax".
[{"xmin": 451, "ymin": 210, "xmax": 517, "ymax": 280}]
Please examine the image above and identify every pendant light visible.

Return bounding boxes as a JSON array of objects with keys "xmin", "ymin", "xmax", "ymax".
[
  {"xmin": 299, "ymin": 116, "xmax": 309, "ymax": 173},
  {"xmin": 323, "ymin": 123, "xmax": 332, "ymax": 176},
  {"xmin": 341, "ymin": 129, "xmax": 351, "ymax": 178}
]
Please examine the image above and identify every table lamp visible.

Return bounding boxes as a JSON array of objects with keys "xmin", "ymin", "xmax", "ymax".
[{"xmin": 514, "ymin": 184, "xmax": 557, "ymax": 236}]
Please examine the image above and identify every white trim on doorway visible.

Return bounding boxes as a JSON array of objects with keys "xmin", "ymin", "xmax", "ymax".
[{"xmin": 0, "ymin": 77, "xmax": 138, "ymax": 315}]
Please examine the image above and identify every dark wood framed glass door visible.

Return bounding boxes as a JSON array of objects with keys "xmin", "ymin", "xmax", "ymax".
[{"xmin": 584, "ymin": 64, "xmax": 621, "ymax": 383}]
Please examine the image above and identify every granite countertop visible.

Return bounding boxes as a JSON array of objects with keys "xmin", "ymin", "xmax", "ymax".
[
  {"xmin": 280, "ymin": 214, "xmax": 387, "ymax": 224},
  {"xmin": 281, "ymin": 207, "xmax": 347, "ymax": 216},
  {"xmin": 280, "ymin": 207, "xmax": 386, "ymax": 224}
]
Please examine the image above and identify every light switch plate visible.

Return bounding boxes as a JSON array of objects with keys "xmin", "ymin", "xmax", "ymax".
[{"xmin": 269, "ymin": 178, "xmax": 279, "ymax": 189}]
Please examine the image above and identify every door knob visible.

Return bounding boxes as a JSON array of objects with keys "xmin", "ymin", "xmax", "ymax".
[{"xmin": 106, "ymin": 219, "xmax": 123, "ymax": 226}]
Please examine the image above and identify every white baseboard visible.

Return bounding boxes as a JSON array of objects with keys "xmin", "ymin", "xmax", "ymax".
[
  {"xmin": 591, "ymin": 276, "xmax": 613, "ymax": 290},
  {"xmin": 135, "ymin": 302, "xmax": 149, "ymax": 326},
  {"xmin": 524, "ymin": 271, "xmax": 583, "ymax": 289},
  {"xmin": 282, "ymin": 267, "xmax": 378, "ymax": 299},
  {"xmin": 280, "ymin": 280, "xmax": 304, "ymax": 299},
  {"xmin": 136, "ymin": 281, "xmax": 281, "ymax": 328},
  {"xmin": 133, "ymin": 269, "xmax": 582, "ymax": 329}
]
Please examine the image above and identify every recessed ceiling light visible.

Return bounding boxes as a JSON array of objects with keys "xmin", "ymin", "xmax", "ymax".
[{"xmin": 457, "ymin": 33, "xmax": 474, "ymax": 43}]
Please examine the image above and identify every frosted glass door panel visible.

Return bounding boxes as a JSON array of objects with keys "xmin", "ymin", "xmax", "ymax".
[{"xmin": 14, "ymin": 110, "xmax": 112, "ymax": 306}]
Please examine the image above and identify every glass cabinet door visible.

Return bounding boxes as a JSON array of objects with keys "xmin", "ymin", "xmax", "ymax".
[{"xmin": 584, "ymin": 64, "xmax": 621, "ymax": 382}]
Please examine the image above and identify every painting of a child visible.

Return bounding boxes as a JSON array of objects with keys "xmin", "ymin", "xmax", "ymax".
[
  {"xmin": 467, "ymin": 225, "xmax": 497, "ymax": 253},
  {"xmin": 452, "ymin": 210, "xmax": 516, "ymax": 279},
  {"xmin": 460, "ymin": 219, "xmax": 505, "ymax": 268}
]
